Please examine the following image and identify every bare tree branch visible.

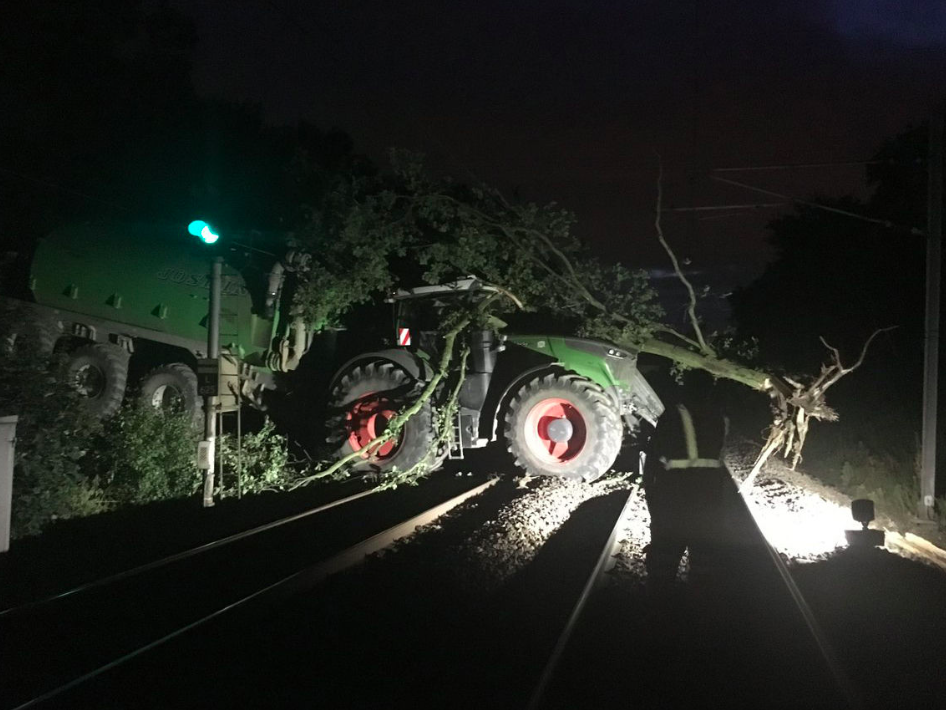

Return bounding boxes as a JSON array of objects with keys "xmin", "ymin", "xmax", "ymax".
[
  {"xmin": 653, "ymin": 153, "xmax": 716, "ymax": 358},
  {"xmin": 740, "ymin": 327, "xmax": 893, "ymax": 490},
  {"xmin": 813, "ymin": 327, "xmax": 896, "ymax": 393}
]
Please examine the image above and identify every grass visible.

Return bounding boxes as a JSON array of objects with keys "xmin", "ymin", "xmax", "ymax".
[{"xmin": 782, "ymin": 416, "xmax": 946, "ymax": 541}]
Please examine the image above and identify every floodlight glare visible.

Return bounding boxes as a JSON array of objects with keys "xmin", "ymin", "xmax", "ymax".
[{"xmin": 187, "ymin": 220, "xmax": 220, "ymax": 244}]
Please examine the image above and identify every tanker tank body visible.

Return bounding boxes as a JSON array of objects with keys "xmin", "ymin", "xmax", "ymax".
[{"xmin": 1, "ymin": 222, "xmax": 296, "ymax": 419}]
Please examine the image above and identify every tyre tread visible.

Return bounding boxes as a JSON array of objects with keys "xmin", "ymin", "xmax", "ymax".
[{"xmin": 505, "ymin": 372, "xmax": 623, "ymax": 482}]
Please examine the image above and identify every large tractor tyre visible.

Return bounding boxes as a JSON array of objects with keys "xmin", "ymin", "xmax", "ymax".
[
  {"xmin": 138, "ymin": 363, "xmax": 203, "ymax": 426},
  {"xmin": 505, "ymin": 373, "xmax": 624, "ymax": 482},
  {"xmin": 63, "ymin": 343, "xmax": 129, "ymax": 419},
  {"xmin": 328, "ymin": 361, "xmax": 439, "ymax": 475},
  {"xmin": 1, "ymin": 309, "xmax": 59, "ymax": 359}
]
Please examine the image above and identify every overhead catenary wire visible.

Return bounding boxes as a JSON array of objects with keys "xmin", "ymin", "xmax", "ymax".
[
  {"xmin": 711, "ymin": 159, "xmax": 891, "ymax": 172},
  {"xmin": 710, "ymin": 174, "xmax": 927, "ymax": 236},
  {"xmin": 662, "ymin": 202, "xmax": 785, "ymax": 212}
]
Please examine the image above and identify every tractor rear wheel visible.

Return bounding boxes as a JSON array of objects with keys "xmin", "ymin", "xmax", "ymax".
[
  {"xmin": 64, "ymin": 343, "xmax": 129, "ymax": 419},
  {"xmin": 328, "ymin": 361, "xmax": 439, "ymax": 475},
  {"xmin": 505, "ymin": 373, "xmax": 623, "ymax": 482}
]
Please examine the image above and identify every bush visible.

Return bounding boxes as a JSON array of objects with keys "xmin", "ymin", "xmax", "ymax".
[
  {"xmin": 809, "ymin": 434, "xmax": 919, "ymax": 529},
  {"xmin": 90, "ymin": 405, "xmax": 201, "ymax": 505},
  {"xmin": 217, "ymin": 418, "xmax": 293, "ymax": 497},
  {"xmin": 839, "ymin": 451, "xmax": 919, "ymax": 527},
  {"xmin": 0, "ymin": 349, "xmax": 107, "ymax": 538},
  {"xmin": 1, "ymin": 310, "xmax": 296, "ymax": 535}
]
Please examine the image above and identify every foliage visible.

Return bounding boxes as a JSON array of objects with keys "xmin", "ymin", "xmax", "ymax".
[
  {"xmin": 728, "ymin": 127, "xmax": 933, "ymax": 489},
  {"xmin": 290, "ymin": 177, "xmax": 412, "ymax": 331},
  {"xmin": 288, "ymin": 296, "xmax": 487, "ymax": 490},
  {"xmin": 801, "ymin": 398, "xmax": 923, "ymax": 531},
  {"xmin": 866, "ymin": 124, "xmax": 928, "ymax": 228},
  {"xmin": 731, "ymin": 201, "xmax": 922, "ymax": 375},
  {"xmin": 815, "ymin": 438, "xmax": 920, "ymax": 530},
  {"xmin": 291, "ymin": 149, "xmax": 662, "ymax": 339},
  {"xmin": 89, "ymin": 404, "xmax": 200, "ymax": 505},
  {"xmin": 710, "ymin": 327, "xmax": 760, "ymax": 364},
  {"xmin": 217, "ymin": 418, "xmax": 294, "ymax": 496},
  {"xmin": 371, "ymin": 343, "xmax": 472, "ymax": 492},
  {"xmin": 0, "ymin": 300, "xmax": 295, "ymax": 532},
  {"xmin": 7, "ymin": 370, "xmax": 299, "ymax": 533},
  {"xmin": 0, "ymin": 347, "xmax": 106, "ymax": 538},
  {"xmin": 89, "ymin": 408, "xmax": 296, "ymax": 502}
]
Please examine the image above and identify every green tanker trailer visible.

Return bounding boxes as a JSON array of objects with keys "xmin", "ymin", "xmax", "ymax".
[{"xmin": 0, "ymin": 222, "xmax": 310, "ymax": 420}]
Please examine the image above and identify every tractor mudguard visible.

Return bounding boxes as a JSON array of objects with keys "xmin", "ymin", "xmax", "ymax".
[
  {"xmin": 506, "ymin": 335, "xmax": 632, "ymax": 391},
  {"xmin": 327, "ymin": 348, "xmax": 435, "ymax": 393},
  {"xmin": 505, "ymin": 335, "xmax": 664, "ymax": 428}
]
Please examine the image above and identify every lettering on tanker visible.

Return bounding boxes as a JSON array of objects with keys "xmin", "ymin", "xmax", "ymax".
[{"xmin": 155, "ymin": 268, "xmax": 248, "ymax": 297}]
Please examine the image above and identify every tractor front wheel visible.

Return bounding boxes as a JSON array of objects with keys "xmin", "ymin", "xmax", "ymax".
[
  {"xmin": 328, "ymin": 362, "xmax": 438, "ymax": 475},
  {"xmin": 505, "ymin": 373, "xmax": 623, "ymax": 482}
]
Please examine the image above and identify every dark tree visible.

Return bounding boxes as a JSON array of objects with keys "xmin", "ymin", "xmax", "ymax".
[
  {"xmin": 0, "ymin": 1, "xmax": 367, "ymax": 250},
  {"xmin": 731, "ymin": 126, "xmax": 936, "ymax": 458}
]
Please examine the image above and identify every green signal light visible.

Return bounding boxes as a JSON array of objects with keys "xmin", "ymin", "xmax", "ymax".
[{"xmin": 188, "ymin": 220, "xmax": 220, "ymax": 244}]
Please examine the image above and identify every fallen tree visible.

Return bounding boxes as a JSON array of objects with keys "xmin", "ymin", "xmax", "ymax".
[{"xmin": 288, "ymin": 150, "xmax": 885, "ymax": 487}]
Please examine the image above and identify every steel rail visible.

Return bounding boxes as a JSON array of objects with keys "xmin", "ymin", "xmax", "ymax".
[
  {"xmin": 737, "ymin": 492, "xmax": 864, "ymax": 710},
  {"xmin": 525, "ymin": 476, "xmax": 863, "ymax": 710},
  {"xmin": 0, "ymin": 486, "xmax": 380, "ymax": 618},
  {"xmin": 525, "ymin": 484, "xmax": 640, "ymax": 710},
  {"xmin": 9, "ymin": 477, "xmax": 497, "ymax": 710}
]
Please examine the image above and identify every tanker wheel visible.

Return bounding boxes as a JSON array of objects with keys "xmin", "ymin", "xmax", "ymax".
[
  {"xmin": 328, "ymin": 361, "xmax": 439, "ymax": 474},
  {"xmin": 1, "ymin": 306, "xmax": 59, "ymax": 358},
  {"xmin": 64, "ymin": 343, "xmax": 129, "ymax": 419},
  {"xmin": 505, "ymin": 373, "xmax": 623, "ymax": 482},
  {"xmin": 138, "ymin": 363, "xmax": 203, "ymax": 426}
]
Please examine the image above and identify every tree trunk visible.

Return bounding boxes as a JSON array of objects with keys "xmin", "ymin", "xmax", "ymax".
[{"xmin": 636, "ymin": 337, "xmax": 786, "ymax": 394}]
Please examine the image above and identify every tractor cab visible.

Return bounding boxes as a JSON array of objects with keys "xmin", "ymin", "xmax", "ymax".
[{"xmin": 388, "ymin": 277, "xmax": 497, "ymax": 359}]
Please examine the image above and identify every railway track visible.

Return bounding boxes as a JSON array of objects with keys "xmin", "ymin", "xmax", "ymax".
[
  {"xmin": 3, "ymin": 467, "xmax": 885, "ymax": 709},
  {"xmin": 530, "ymin": 478, "xmax": 860, "ymax": 710},
  {"xmin": 0, "ymin": 476, "xmax": 497, "ymax": 710},
  {"xmin": 524, "ymin": 484, "xmax": 640, "ymax": 710},
  {"xmin": 0, "ymin": 488, "xmax": 380, "ymax": 619}
]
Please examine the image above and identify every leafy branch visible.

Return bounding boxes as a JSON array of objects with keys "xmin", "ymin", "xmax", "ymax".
[{"xmin": 288, "ymin": 293, "xmax": 505, "ymax": 490}]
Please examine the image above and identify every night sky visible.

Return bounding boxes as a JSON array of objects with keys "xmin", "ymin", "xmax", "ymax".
[{"xmin": 177, "ymin": 0, "xmax": 946, "ymax": 287}]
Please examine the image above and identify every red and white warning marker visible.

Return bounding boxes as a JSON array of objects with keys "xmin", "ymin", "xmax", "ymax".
[{"xmin": 398, "ymin": 327, "xmax": 411, "ymax": 346}]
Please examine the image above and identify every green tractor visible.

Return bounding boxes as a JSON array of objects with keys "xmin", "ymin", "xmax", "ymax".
[{"xmin": 326, "ymin": 279, "xmax": 664, "ymax": 482}]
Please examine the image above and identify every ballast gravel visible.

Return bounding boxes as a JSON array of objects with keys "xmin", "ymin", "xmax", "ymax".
[{"xmin": 376, "ymin": 443, "xmax": 871, "ymax": 595}]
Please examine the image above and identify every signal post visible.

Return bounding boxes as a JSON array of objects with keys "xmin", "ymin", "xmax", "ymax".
[{"xmin": 188, "ymin": 220, "xmax": 222, "ymax": 508}]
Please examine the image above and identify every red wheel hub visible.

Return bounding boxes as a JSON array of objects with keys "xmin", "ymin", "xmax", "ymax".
[
  {"xmin": 523, "ymin": 397, "xmax": 587, "ymax": 464},
  {"xmin": 346, "ymin": 392, "xmax": 400, "ymax": 459}
]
